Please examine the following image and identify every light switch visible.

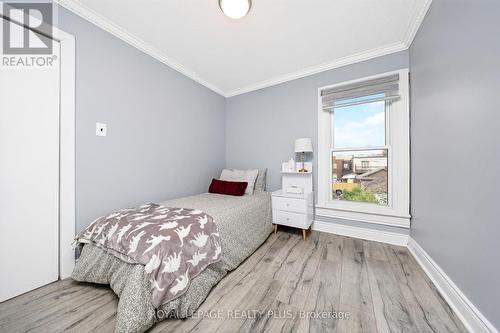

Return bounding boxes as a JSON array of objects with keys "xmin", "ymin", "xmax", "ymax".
[{"xmin": 96, "ymin": 123, "xmax": 107, "ymax": 137}]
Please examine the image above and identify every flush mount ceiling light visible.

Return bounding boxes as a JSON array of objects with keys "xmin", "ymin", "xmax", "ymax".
[{"xmin": 219, "ymin": 0, "xmax": 252, "ymax": 19}]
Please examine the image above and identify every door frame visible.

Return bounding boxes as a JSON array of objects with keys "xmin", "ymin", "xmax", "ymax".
[
  {"xmin": 55, "ymin": 26, "xmax": 76, "ymax": 279},
  {"xmin": 1, "ymin": 10, "xmax": 76, "ymax": 279}
]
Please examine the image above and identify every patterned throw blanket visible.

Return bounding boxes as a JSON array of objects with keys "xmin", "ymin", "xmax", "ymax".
[{"xmin": 75, "ymin": 203, "xmax": 221, "ymax": 308}]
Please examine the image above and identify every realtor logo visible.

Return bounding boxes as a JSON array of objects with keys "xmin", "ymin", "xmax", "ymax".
[{"xmin": 2, "ymin": 1, "xmax": 53, "ymax": 55}]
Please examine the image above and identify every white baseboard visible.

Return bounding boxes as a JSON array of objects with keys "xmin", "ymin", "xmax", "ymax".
[
  {"xmin": 408, "ymin": 238, "xmax": 498, "ymax": 333},
  {"xmin": 312, "ymin": 220, "xmax": 409, "ymax": 246},
  {"xmin": 312, "ymin": 221, "xmax": 497, "ymax": 332}
]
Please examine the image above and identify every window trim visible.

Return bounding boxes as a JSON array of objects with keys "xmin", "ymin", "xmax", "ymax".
[{"xmin": 317, "ymin": 69, "xmax": 410, "ymax": 228}]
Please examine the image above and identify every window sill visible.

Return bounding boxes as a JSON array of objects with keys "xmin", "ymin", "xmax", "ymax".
[{"xmin": 315, "ymin": 205, "xmax": 411, "ymax": 228}]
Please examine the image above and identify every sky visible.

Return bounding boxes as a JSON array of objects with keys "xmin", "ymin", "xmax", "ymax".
[{"xmin": 332, "ymin": 100, "xmax": 385, "ymax": 149}]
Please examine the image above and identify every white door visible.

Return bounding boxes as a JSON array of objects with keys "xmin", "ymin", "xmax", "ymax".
[{"xmin": 0, "ymin": 24, "xmax": 60, "ymax": 302}]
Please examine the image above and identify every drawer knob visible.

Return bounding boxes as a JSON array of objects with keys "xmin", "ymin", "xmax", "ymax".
[
  {"xmin": 286, "ymin": 203, "xmax": 290, "ymax": 207},
  {"xmin": 286, "ymin": 218, "xmax": 290, "ymax": 221}
]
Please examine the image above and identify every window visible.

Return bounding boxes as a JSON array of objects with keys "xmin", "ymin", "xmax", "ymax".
[
  {"xmin": 333, "ymin": 150, "xmax": 387, "ymax": 205},
  {"xmin": 317, "ymin": 69, "xmax": 410, "ymax": 227},
  {"xmin": 332, "ymin": 99, "xmax": 386, "ymax": 149}
]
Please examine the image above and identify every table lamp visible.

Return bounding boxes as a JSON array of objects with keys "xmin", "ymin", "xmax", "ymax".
[{"xmin": 294, "ymin": 138, "xmax": 313, "ymax": 172}]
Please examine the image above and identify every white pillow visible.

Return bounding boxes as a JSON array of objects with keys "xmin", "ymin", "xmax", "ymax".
[{"xmin": 220, "ymin": 169, "xmax": 259, "ymax": 195}]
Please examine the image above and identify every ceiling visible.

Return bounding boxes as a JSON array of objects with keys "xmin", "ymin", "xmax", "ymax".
[{"xmin": 56, "ymin": 0, "xmax": 431, "ymax": 97}]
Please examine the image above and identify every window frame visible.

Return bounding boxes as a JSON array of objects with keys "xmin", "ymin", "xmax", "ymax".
[{"xmin": 317, "ymin": 69, "xmax": 410, "ymax": 228}]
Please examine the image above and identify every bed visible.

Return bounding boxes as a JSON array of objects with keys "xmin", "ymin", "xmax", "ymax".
[{"xmin": 71, "ymin": 188, "xmax": 272, "ymax": 332}]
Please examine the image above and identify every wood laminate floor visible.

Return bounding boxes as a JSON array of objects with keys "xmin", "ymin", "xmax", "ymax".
[{"xmin": 0, "ymin": 230, "xmax": 467, "ymax": 333}]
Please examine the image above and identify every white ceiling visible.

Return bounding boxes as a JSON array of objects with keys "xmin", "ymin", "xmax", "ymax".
[{"xmin": 57, "ymin": 0, "xmax": 431, "ymax": 97}]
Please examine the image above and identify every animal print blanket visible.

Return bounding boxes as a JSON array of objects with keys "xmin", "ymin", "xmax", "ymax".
[{"xmin": 75, "ymin": 203, "xmax": 221, "ymax": 308}]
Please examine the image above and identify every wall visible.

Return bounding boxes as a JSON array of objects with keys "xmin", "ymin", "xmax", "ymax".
[
  {"xmin": 57, "ymin": 8, "xmax": 226, "ymax": 232},
  {"xmin": 410, "ymin": 0, "xmax": 500, "ymax": 329},
  {"xmin": 225, "ymin": 51, "xmax": 409, "ymax": 233}
]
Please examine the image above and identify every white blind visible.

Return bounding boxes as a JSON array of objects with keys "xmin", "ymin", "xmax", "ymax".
[{"xmin": 321, "ymin": 74, "xmax": 400, "ymax": 111}]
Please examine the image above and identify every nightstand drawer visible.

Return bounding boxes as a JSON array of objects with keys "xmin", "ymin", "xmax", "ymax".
[
  {"xmin": 272, "ymin": 196, "xmax": 306, "ymax": 214},
  {"xmin": 272, "ymin": 210, "xmax": 309, "ymax": 229}
]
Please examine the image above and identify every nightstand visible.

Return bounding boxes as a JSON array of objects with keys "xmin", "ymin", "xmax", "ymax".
[
  {"xmin": 272, "ymin": 190, "xmax": 314, "ymax": 240},
  {"xmin": 271, "ymin": 168, "xmax": 314, "ymax": 240}
]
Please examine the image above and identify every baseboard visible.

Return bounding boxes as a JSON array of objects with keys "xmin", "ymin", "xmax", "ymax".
[
  {"xmin": 312, "ymin": 220, "xmax": 409, "ymax": 246},
  {"xmin": 408, "ymin": 238, "xmax": 498, "ymax": 333},
  {"xmin": 312, "ymin": 221, "xmax": 497, "ymax": 332}
]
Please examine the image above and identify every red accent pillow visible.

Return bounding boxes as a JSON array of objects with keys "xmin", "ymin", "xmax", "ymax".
[{"xmin": 209, "ymin": 178, "xmax": 248, "ymax": 196}]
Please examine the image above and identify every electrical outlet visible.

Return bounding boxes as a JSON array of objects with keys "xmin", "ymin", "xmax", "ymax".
[{"xmin": 96, "ymin": 123, "xmax": 107, "ymax": 137}]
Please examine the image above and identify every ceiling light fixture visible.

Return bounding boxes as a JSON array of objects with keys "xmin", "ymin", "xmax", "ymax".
[{"xmin": 219, "ymin": 0, "xmax": 252, "ymax": 20}]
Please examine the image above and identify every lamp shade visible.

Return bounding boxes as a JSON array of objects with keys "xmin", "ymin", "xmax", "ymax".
[{"xmin": 295, "ymin": 138, "xmax": 313, "ymax": 153}]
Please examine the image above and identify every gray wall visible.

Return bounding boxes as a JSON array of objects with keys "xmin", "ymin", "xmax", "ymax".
[
  {"xmin": 225, "ymin": 51, "xmax": 409, "ymax": 233},
  {"xmin": 410, "ymin": 0, "xmax": 500, "ymax": 329},
  {"xmin": 57, "ymin": 8, "xmax": 226, "ymax": 232}
]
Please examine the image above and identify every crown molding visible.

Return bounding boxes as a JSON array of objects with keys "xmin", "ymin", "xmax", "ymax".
[
  {"xmin": 54, "ymin": 0, "xmax": 431, "ymax": 98},
  {"xmin": 53, "ymin": 0, "xmax": 227, "ymax": 97},
  {"xmin": 228, "ymin": 0, "xmax": 432, "ymax": 98},
  {"xmin": 403, "ymin": 0, "xmax": 433, "ymax": 48},
  {"xmin": 224, "ymin": 41, "xmax": 408, "ymax": 97}
]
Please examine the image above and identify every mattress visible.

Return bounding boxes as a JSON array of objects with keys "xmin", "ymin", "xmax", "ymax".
[{"xmin": 71, "ymin": 192, "xmax": 273, "ymax": 333}]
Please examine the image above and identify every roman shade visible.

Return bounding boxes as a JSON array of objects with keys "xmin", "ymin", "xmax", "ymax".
[{"xmin": 321, "ymin": 74, "xmax": 400, "ymax": 111}]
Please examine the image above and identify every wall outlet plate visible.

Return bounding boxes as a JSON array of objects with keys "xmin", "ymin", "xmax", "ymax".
[{"xmin": 96, "ymin": 122, "xmax": 107, "ymax": 137}]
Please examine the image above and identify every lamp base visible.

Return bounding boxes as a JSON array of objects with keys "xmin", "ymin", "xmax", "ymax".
[{"xmin": 298, "ymin": 153, "xmax": 308, "ymax": 172}]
